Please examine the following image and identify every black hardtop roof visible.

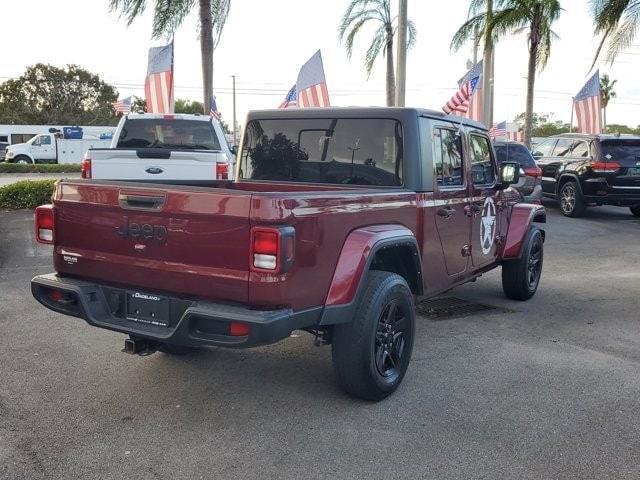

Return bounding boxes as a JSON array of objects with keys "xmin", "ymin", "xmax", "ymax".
[{"xmin": 245, "ymin": 107, "xmax": 487, "ymax": 130}]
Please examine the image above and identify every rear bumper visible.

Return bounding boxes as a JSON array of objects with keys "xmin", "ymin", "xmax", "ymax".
[
  {"xmin": 31, "ymin": 273, "xmax": 321, "ymax": 348},
  {"xmin": 582, "ymin": 179, "xmax": 640, "ymax": 205}
]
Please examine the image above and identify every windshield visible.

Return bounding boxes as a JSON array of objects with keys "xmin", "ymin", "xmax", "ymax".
[
  {"xmin": 494, "ymin": 143, "xmax": 537, "ymax": 168},
  {"xmin": 116, "ymin": 118, "xmax": 221, "ymax": 150},
  {"xmin": 239, "ymin": 118, "xmax": 403, "ymax": 186}
]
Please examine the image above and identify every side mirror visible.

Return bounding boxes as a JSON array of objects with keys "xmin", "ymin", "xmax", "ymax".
[
  {"xmin": 229, "ymin": 145, "xmax": 238, "ymax": 155},
  {"xmin": 497, "ymin": 161, "xmax": 520, "ymax": 189}
]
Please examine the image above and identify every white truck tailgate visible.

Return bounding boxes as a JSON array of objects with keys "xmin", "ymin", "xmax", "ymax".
[{"xmin": 90, "ymin": 149, "xmax": 230, "ymax": 180}]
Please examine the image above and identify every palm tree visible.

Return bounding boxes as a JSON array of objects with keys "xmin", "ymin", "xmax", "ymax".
[
  {"xmin": 451, "ymin": 0, "xmax": 561, "ymax": 147},
  {"xmin": 592, "ymin": 0, "xmax": 640, "ymax": 66},
  {"xmin": 110, "ymin": 0, "xmax": 230, "ymax": 114},
  {"xmin": 600, "ymin": 74, "xmax": 617, "ymax": 131},
  {"xmin": 338, "ymin": 0, "xmax": 416, "ymax": 106}
]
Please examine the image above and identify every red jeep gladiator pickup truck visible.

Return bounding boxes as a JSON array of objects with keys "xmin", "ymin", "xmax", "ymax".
[{"xmin": 32, "ymin": 108, "xmax": 545, "ymax": 400}]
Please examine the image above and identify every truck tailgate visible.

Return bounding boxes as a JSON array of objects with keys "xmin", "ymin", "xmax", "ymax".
[
  {"xmin": 90, "ymin": 149, "xmax": 229, "ymax": 181},
  {"xmin": 53, "ymin": 181, "xmax": 251, "ymax": 303}
]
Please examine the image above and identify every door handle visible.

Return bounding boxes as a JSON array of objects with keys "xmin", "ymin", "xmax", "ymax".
[
  {"xmin": 437, "ymin": 206, "xmax": 455, "ymax": 218},
  {"xmin": 464, "ymin": 204, "xmax": 482, "ymax": 217},
  {"xmin": 118, "ymin": 193, "xmax": 166, "ymax": 211}
]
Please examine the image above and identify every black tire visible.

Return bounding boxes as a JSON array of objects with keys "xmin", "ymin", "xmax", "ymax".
[
  {"xmin": 558, "ymin": 181, "xmax": 586, "ymax": 217},
  {"xmin": 502, "ymin": 227, "xmax": 544, "ymax": 301},
  {"xmin": 331, "ymin": 271, "xmax": 415, "ymax": 401},
  {"xmin": 157, "ymin": 343, "xmax": 200, "ymax": 355},
  {"xmin": 630, "ymin": 205, "xmax": 640, "ymax": 217},
  {"xmin": 13, "ymin": 155, "xmax": 33, "ymax": 165}
]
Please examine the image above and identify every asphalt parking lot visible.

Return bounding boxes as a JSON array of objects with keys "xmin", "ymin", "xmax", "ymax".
[{"xmin": 1, "ymin": 203, "xmax": 639, "ymax": 479}]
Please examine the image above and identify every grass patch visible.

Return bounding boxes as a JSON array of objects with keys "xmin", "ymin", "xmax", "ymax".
[
  {"xmin": 0, "ymin": 180, "xmax": 57, "ymax": 209},
  {"xmin": 0, "ymin": 163, "xmax": 81, "ymax": 173}
]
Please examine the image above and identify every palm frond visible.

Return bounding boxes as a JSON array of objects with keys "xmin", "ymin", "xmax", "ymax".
[
  {"xmin": 605, "ymin": 5, "xmax": 640, "ymax": 62},
  {"xmin": 450, "ymin": 13, "xmax": 488, "ymax": 52},
  {"xmin": 211, "ymin": 0, "xmax": 231, "ymax": 48},
  {"xmin": 407, "ymin": 19, "xmax": 417, "ymax": 49},
  {"xmin": 364, "ymin": 24, "xmax": 387, "ymax": 77},
  {"xmin": 109, "ymin": 0, "xmax": 147, "ymax": 25},
  {"xmin": 151, "ymin": 0, "xmax": 194, "ymax": 38}
]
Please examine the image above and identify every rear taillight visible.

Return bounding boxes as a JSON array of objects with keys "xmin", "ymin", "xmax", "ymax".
[
  {"xmin": 81, "ymin": 154, "xmax": 92, "ymax": 179},
  {"xmin": 250, "ymin": 227, "xmax": 295, "ymax": 272},
  {"xmin": 216, "ymin": 162, "xmax": 228, "ymax": 180},
  {"xmin": 229, "ymin": 321, "xmax": 250, "ymax": 336},
  {"xmin": 590, "ymin": 161, "xmax": 621, "ymax": 173},
  {"xmin": 523, "ymin": 166, "xmax": 542, "ymax": 178},
  {"xmin": 35, "ymin": 204, "xmax": 54, "ymax": 244}
]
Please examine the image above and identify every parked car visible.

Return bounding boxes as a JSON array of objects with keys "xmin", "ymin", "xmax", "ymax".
[
  {"xmin": 31, "ymin": 107, "xmax": 546, "ymax": 401},
  {"xmin": 493, "ymin": 140, "xmax": 542, "ymax": 203},
  {"xmin": 83, "ymin": 113, "xmax": 233, "ymax": 181},
  {"xmin": 4, "ymin": 133, "xmax": 110, "ymax": 164},
  {"xmin": 532, "ymin": 133, "xmax": 640, "ymax": 217}
]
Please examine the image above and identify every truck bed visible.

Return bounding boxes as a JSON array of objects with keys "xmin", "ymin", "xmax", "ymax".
[{"xmin": 51, "ymin": 180, "xmax": 419, "ymax": 311}]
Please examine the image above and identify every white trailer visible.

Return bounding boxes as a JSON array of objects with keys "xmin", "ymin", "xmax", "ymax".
[{"xmin": 4, "ymin": 133, "xmax": 111, "ymax": 164}]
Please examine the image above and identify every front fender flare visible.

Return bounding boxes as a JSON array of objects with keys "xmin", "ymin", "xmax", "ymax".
[
  {"xmin": 502, "ymin": 203, "xmax": 546, "ymax": 260},
  {"xmin": 319, "ymin": 225, "xmax": 422, "ymax": 325}
]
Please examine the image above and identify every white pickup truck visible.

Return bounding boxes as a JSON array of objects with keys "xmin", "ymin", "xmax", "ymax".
[
  {"xmin": 4, "ymin": 133, "xmax": 111, "ymax": 164},
  {"xmin": 83, "ymin": 113, "xmax": 234, "ymax": 181}
]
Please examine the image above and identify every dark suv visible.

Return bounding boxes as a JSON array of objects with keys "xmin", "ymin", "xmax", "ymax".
[
  {"xmin": 494, "ymin": 141, "xmax": 542, "ymax": 203},
  {"xmin": 532, "ymin": 134, "xmax": 640, "ymax": 217}
]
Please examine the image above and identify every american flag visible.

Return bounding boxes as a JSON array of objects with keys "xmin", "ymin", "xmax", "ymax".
[
  {"xmin": 507, "ymin": 131, "xmax": 524, "ymax": 142},
  {"xmin": 489, "ymin": 121, "xmax": 507, "ymax": 138},
  {"xmin": 279, "ymin": 84, "xmax": 298, "ymax": 109},
  {"xmin": 279, "ymin": 50, "xmax": 330, "ymax": 109},
  {"xmin": 574, "ymin": 71, "xmax": 602, "ymax": 134},
  {"xmin": 210, "ymin": 96, "xmax": 221, "ymax": 119},
  {"xmin": 443, "ymin": 60, "xmax": 482, "ymax": 120},
  {"xmin": 145, "ymin": 42, "xmax": 174, "ymax": 113},
  {"xmin": 112, "ymin": 96, "xmax": 132, "ymax": 114}
]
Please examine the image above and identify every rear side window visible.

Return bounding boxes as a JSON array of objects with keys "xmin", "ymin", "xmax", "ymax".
[
  {"xmin": 470, "ymin": 135, "xmax": 496, "ymax": 185},
  {"xmin": 433, "ymin": 128, "xmax": 463, "ymax": 187},
  {"xmin": 494, "ymin": 144, "xmax": 536, "ymax": 168},
  {"xmin": 552, "ymin": 138, "xmax": 574, "ymax": 157},
  {"xmin": 116, "ymin": 119, "xmax": 221, "ymax": 150},
  {"xmin": 600, "ymin": 139, "xmax": 640, "ymax": 162},
  {"xmin": 570, "ymin": 141, "xmax": 590, "ymax": 158},
  {"xmin": 239, "ymin": 118, "xmax": 403, "ymax": 186}
]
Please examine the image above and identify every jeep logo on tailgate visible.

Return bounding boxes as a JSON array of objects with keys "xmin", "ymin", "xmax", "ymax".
[{"xmin": 115, "ymin": 216, "xmax": 167, "ymax": 244}]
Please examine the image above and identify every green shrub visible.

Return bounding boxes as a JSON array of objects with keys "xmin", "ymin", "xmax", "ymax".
[
  {"xmin": 0, "ymin": 163, "xmax": 81, "ymax": 173},
  {"xmin": 0, "ymin": 180, "xmax": 57, "ymax": 209}
]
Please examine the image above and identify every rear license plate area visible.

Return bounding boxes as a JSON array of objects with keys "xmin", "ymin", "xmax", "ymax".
[{"xmin": 126, "ymin": 292, "xmax": 170, "ymax": 327}]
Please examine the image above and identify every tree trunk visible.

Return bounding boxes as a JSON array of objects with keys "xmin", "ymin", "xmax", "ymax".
[
  {"xmin": 199, "ymin": 0, "xmax": 214, "ymax": 114},
  {"xmin": 603, "ymin": 106, "xmax": 607, "ymax": 132},
  {"xmin": 524, "ymin": 44, "xmax": 537, "ymax": 148},
  {"xmin": 385, "ymin": 28, "xmax": 396, "ymax": 107}
]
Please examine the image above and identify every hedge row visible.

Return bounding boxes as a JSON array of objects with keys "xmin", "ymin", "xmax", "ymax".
[
  {"xmin": 0, "ymin": 163, "xmax": 81, "ymax": 173},
  {"xmin": 0, "ymin": 180, "xmax": 57, "ymax": 209}
]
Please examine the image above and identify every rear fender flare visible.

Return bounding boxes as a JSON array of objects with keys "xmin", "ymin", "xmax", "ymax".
[
  {"xmin": 556, "ymin": 173, "xmax": 583, "ymax": 196},
  {"xmin": 502, "ymin": 204, "xmax": 546, "ymax": 260},
  {"xmin": 319, "ymin": 225, "xmax": 422, "ymax": 326}
]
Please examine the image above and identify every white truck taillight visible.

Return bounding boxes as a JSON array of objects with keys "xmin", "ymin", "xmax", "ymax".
[
  {"xmin": 250, "ymin": 227, "xmax": 295, "ymax": 273},
  {"xmin": 81, "ymin": 153, "xmax": 92, "ymax": 179},
  {"xmin": 35, "ymin": 204, "xmax": 54, "ymax": 244},
  {"xmin": 216, "ymin": 162, "xmax": 228, "ymax": 180}
]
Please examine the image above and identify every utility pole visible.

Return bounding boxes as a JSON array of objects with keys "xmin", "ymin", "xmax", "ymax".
[
  {"xmin": 395, "ymin": 0, "xmax": 408, "ymax": 107},
  {"xmin": 482, "ymin": 0, "xmax": 494, "ymax": 127},
  {"xmin": 231, "ymin": 75, "xmax": 237, "ymax": 146}
]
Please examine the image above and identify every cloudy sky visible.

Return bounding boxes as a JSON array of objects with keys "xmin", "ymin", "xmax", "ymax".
[{"xmin": 3, "ymin": 0, "xmax": 640, "ymax": 126}]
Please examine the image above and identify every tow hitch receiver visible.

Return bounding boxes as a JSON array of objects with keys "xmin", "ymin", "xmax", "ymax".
[{"xmin": 123, "ymin": 337, "xmax": 157, "ymax": 356}]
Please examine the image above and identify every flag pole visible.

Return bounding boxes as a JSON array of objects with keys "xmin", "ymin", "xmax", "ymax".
[
  {"xmin": 569, "ymin": 97, "xmax": 574, "ymax": 133},
  {"xmin": 232, "ymin": 74, "xmax": 237, "ymax": 146}
]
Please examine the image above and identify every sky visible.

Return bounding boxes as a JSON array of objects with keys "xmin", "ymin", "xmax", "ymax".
[{"xmin": 3, "ymin": 0, "xmax": 640, "ymax": 127}]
